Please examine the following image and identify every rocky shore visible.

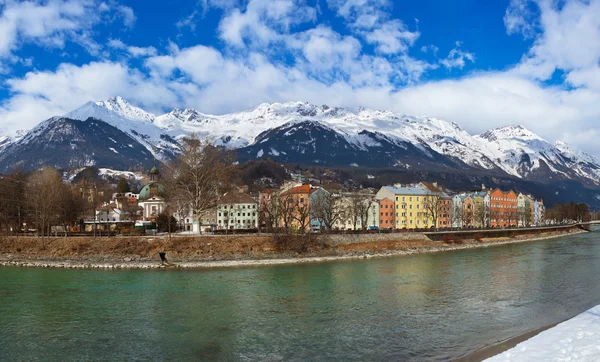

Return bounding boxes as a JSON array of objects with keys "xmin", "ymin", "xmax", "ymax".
[{"xmin": 0, "ymin": 229, "xmax": 586, "ymax": 270}]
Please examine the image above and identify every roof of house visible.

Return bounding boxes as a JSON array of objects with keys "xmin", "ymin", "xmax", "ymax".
[
  {"xmin": 382, "ymin": 185, "xmax": 431, "ymax": 196},
  {"xmin": 281, "ymin": 184, "xmax": 325, "ymax": 196},
  {"xmin": 218, "ymin": 191, "xmax": 257, "ymax": 205}
]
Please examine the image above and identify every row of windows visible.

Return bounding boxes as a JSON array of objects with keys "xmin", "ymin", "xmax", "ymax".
[
  {"xmin": 219, "ymin": 212, "xmax": 257, "ymax": 217},
  {"xmin": 491, "ymin": 197, "xmax": 517, "ymax": 202},
  {"xmin": 396, "ymin": 219, "xmax": 429, "ymax": 225},
  {"xmin": 218, "ymin": 219, "xmax": 256, "ymax": 224},
  {"xmin": 219, "ymin": 204, "xmax": 257, "ymax": 210}
]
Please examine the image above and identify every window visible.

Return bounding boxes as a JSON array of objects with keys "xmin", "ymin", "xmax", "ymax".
[
  {"xmin": 300, "ymin": 197, "xmax": 304, "ymax": 203},
  {"xmin": 396, "ymin": 196, "xmax": 399, "ymax": 201},
  {"xmin": 396, "ymin": 205, "xmax": 399, "ymax": 209},
  {"xmin": 402, "ymin": 197, "xmax": 405, "ymax": 201},
  {"xmin": 417, "ymin": 204, "xmax": 420, "ymax": 209},
  {"xmin": 417, "ymin": 197, "xmax": 420, "ymax": 201},
  {"xmin": 409, "ymin": 205, "xmax": 412, "ymax": 209},
  {"xmin": 409, "ymin": 197, "xmax": 412, "ymax": 201}
]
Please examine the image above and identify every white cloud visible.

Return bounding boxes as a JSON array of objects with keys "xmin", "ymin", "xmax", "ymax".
[
  {"xmin": 116, "ymin": 5, "xmax": 136, "ymax": 27},
  {"xmin": 107, "ymin": 38, "xmax": 157, "ymax": 58},
  {"xmin": 364, "ymin": 20, "xmax": 419, "ymax": 54},
  {"xmin": 217, "ymin": 0, "xmax": 316, "ymax": 47},
  {"xmin": 512, "ymin": 0, "xmax": 600, "ymax": 83},
  {"xmin": 0, "ymin": 0, "xmax": 136, "ymax": 69},
  {"xmin": 440, "ymin": 45, "xmax": 475, "ymax": 70},
  {"xmin": 504, "ymin": 0, "xmax": 539, "ymax": 38},
  {"xmin": 5, "ymin": 0, "xmax": 600, "ymax": 159}
]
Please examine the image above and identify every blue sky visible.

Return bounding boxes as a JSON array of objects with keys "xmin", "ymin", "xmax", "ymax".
[{"xmin": 1, "ymin": 0, "xmax": 600, "ymax": 155}]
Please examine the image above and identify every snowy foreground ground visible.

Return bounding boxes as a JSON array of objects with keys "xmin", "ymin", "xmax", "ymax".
[{"xmin": 486, "ymin": 305, "xmax": 600, "ymax": 361}]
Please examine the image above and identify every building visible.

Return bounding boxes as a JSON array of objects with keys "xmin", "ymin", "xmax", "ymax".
[
  {"xmin": 452, "ymin": 194, "xmax": 475, "ymax": 228},
  {"xmin": 330, "ymin": 191, "xmax": 378, "ymax": 231},
  {"xmin": 518, "ymin": 193, "xmax": 536, "ymax": 227},
  {"xmin": 279, "ymin": 184, "xmax": 327, "ymax": 232},
  {"xmin": 490, "ymin": 189, "xmax": 518, "ymax": 227},
  {"xmin": 137, "ymin": 166, "xmax": 166, "ymax": 221},
  {"xmin": 419, "ymin": 182, "xmax": 452, "ymax": 229},
  {"xmin": 217, "ymin": 191, "xmax": 258, "ymax": 230},
  {"xmin": 472, "ymin": 191, "xmax": 491, "ymax": 228},
  {"xmin": 533, "ymin": 200, "xmax": 545, "ymax": 226},
  {"xmin": 378, "ymin": 198, "xmax": 395, "ymax": 230},
  {"xmin": 376, "ymin": 184, "xmax": 433, "ymax": 229}
]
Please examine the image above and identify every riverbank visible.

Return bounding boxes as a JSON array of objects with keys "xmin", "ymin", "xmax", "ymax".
[{"xmin": 0, "ymin": 228, "xmax": 587, "ymax": 269}]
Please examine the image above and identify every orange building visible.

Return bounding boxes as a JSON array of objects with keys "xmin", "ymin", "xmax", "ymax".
[
  {"xmin": 378, "ymin": 198, "xmax": 395, "ymax": 230},
  {"xmin": 279, "ymin": 184, "xmax": 326, "ymax": 232},
  {"xmin": 490, "ymin": 189, "xmax": 518, "ymax": 227}
]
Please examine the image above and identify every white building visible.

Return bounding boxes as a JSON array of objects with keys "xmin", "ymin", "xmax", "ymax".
[
  {"xmin": 217, "ymin": 191, "xmax": 258, "ymax": 230},
  {"xmin": 138, "ymin": 196, "xmax": 166, "ymax": 221}
]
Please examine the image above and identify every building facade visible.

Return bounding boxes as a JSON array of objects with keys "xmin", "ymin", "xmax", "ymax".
[
  {"xmin": 490, "ymin": 189, "xmax": 518, "ymax": 227},
  {"xmin": 378, "ymin": 198, "xmax": 395, "ymax": 230},
  {"xmin": 217, "ymin": 191, "xmax": 259, "ymax": 230}
]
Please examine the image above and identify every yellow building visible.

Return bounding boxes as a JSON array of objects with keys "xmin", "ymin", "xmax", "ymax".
[{"xmin": 376, "ymin": 184, "xmax": 434, "ymax": 229}]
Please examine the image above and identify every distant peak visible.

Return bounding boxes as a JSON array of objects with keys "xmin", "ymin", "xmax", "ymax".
[
  {"xmin": 95, "ymin": 96, "xmax": 155, "ymax": 122},
  {"xmin": 478, "ymin": 124, "xmax": 543, "ymax": 142}
]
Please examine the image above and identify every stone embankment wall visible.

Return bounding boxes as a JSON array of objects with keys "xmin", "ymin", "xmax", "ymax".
[{"xmin": 324, "ymin": 232, "xmax": 428, "ymax": 246}]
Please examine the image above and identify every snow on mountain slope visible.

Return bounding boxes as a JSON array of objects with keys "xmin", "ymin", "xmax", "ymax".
[
  {"xmin": 153, "ymin": 101, "xmax": 502, "ymax": 171},
  {"xmin": 5, "ymin": 96, "xmax": 600, "ymax": 185},
  {"xmin": 96, "ymin": 96, "xmax": 156, "ymax": 122},
  {"xmin": 474, "ymin": 125, "xmax": 600, "ymax": 183},
  {"xmin": 65, "ymin": 101, "xmax": 179, "ymax": 160}
]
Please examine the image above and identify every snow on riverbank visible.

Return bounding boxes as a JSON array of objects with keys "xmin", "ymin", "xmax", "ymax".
[{"xmin": 486, "ymin": 305, "xmax": 600, "ymax": 361}]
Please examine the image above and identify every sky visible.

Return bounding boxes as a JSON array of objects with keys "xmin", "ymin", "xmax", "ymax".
[{"xmin": 1, "ymin": 0, "xmax": 600, "ymax": 155}]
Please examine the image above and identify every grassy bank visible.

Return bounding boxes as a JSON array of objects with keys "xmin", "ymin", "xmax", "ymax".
[{"xmin": 0, "ymin": 227, "xmax": 587, "ymax": 269}]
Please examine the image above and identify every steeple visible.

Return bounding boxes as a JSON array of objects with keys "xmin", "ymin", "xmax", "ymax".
[{"xmin": 149, "ymin": 163, "xmax": 160, "ymax": 182}]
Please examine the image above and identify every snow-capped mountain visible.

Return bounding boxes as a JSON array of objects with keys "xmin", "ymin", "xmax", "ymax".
[
  {"xmin": 474, "ymin": 125, "xmax": 600, "ymax": 184},
  {"xmin": 66, "ymin": 99, "xmax": 179, "ymax": 160},
  {"xmin": 2, "ymin": 97, "xmax": 600, "ymax": 187},
  {"xmin": 96, "ymin": 96, "xmax": 156, "ymax": 122},
  {"xmin": 0, "ymin": 116, "xmax": 155, "ymax": 172}
]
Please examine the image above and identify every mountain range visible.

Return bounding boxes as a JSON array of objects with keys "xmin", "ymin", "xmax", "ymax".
[{"xmin": 1, "ymin": 96, "xmax": 599, "ymax": 204}]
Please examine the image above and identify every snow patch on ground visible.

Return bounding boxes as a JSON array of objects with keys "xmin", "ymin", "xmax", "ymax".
[{"xmin": 486, "ymin": 305, "xmax": 600, "ymax": 361}]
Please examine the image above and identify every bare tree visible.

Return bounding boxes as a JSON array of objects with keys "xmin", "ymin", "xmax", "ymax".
[
  {"xmin": 452, "ymin": 202, "xmax": 463, "ymax": 228},
  {"xmin": 461, "ymin": 206, "xmax": 474, "ymax": 228},
  {"xmin": 356, "ymin": 195, "xmax": 374, "ymax": 231},
  {"xmin": 164, "ymin": 134, "xmax": 236, "ymax": 225},
  {"xmin": 292, "ymin": 197, "xmax": 311, "ymax": 233},
  {"xmin": 262, "ymin": 192, "xmax": 282, "ymax": 232},
  {"xmin": 278, "ymin": 193, "xmax": 297, "ymax": 233},
  {"xmin": 474, "ymin": 202, "xmax": 489, "ymax": 229},
  {"xmin": 310, "ymin": 191, "xmax": 341, "ymax": 231},
  {"xmin": 26, "ymin": 168, "xmax": 65, "ymax": 237},
  {"xmin": 422, "ymin": 191, "xmax": 444, "ymax": 231}
]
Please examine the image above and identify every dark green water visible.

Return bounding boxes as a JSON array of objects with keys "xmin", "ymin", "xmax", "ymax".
[{"xmin": 2, "ymin": 232, "xmax": 600, "ymax": 361}]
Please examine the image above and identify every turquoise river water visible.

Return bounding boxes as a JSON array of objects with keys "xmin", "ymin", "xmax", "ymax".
[{"xmin": 2, "ymin": 231, "xmax": 600, "ymax": 361}]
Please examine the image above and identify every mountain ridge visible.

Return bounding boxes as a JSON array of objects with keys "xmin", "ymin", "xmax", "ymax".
[{"xmin": 1, "ymin": 97, "xmax": 599, "ymax": 188}]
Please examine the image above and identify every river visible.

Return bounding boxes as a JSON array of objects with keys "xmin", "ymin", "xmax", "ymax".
[{"xmin": 1, "ymin": 231, "xmax": 600, "ymax": 361}]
